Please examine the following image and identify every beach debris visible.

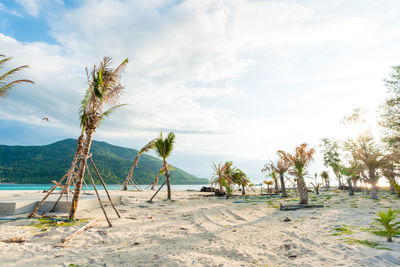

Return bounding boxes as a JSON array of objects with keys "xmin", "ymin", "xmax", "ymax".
[
  {"xmin": 33, "ymin": 233, "xmax": 47, "ymax": 238},
  {"xmin": 127, "ymin": 216, "xmax": 137, "ymax": 220},
  {"xmin": 54, "ymin": 219, "xmax": 98, "ymax": 247},
  {"xmin": 133, "ymin": 242, "xmax": 140, "ymax": 246},
  {"xmin": 98, "ymin": 230, "xmax": 107, "ymax": 236},
  {"xmin": 2, "ymin": 237, "xmax": 26, "ymax": 243},
  {"xmin": 138, "ymin": 205, "xmax": 148, "ymax": 208},
  {"xmin": 279, "ymin": 202, "xmax": 324, "ymax": 211},
  {"xmin": 283, "ymin": 217, "xmax": 291, "ymax": 222}
]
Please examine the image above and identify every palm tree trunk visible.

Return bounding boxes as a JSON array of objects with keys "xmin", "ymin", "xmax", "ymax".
[
  {"xmin": 370, "ymin": 170, "xmax": 378, "ymax": 200},
  {"xmin": 123, "ymin": 154, "xmax": 140, "ymax": 190},
  {"xmin": 297, "ymin": 175, "xmax": 308, "ymax": 204},
  {"xmin": 274, "ymin": 180, "xmax": 279, "ymax": 193},
  {"xmin": 347, "ymin": 178, "xmax": 354, "ymax": 196},
  {"xmin": 219, "ymin": 179, "xmax": 224, "ymax": 193},
  {"xmin": 164, "ymin": 160, "xmax": 171, "ymax": 200},
  {"xmin": 69, "ymin": 129, "xmax": 94, "ymax": 220},
  {"xmin": 242, "ymin": 184, "xmax": 245, "ymax": 195},
  {"xmin": 151, "ymin": 172, "xmax": 160, "ymax": 190},
  {"xmin": 279, "ymin": 174, "xmax": 287, "ymax": 197}
]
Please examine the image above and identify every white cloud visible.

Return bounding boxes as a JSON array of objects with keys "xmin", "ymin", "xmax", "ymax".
[
  {"xmin": 13, "ymin": 0, "xmax": 63, "ymax": 17},
  {"xmin": 2, "ymin": 0, "xmax": 400, "ymax": 180}
]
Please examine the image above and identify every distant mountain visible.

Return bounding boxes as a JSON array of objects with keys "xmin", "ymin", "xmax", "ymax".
[{"xmin": 0, "ymin": 139, "xmax": 209, "ymax": 185}]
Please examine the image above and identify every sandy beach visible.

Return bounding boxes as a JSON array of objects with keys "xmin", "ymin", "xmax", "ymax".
[{"xmin": 0, "ymin": 189, "xmax": 400, "ymax": 267}]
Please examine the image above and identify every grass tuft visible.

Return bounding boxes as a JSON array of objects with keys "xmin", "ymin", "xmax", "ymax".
[
  {"xmin": 341, "ymin": 238, "xmax": 391, "ymax": 250},
  {"xmin": 332, "ymin": 226, "xmax": 354, "ymax": 236}
]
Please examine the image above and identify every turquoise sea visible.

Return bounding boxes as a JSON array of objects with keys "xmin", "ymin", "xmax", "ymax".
[{"xmin": 0, "ymin": 184, "xmax": 209, "ymax": 191}]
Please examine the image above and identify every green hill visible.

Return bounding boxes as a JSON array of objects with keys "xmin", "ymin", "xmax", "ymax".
[{"xmin": 0, "ymin": 139, "xmax": 209, "ymax": 185}]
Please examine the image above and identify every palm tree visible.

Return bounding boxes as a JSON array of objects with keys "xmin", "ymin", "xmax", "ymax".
[
  {"xmin": 122, "ymin": 139, "xmax": 156, "ymax": 190},
  {"xmin": 0, "ymin": 55, "xmax": 34, "ymax": 98},
  {"xmin": 264, "ymin": 158, "xmax": 290, "ymax": 197},
  {"xmin": 212, "ymin": 162, "xmax": 226, "ymax": 193},
  {"xmin": 221, "ymin": 161, "xmax": 235, "ymax": 199},
  {"xmin": 262, "ymin": 163, "xmax": 279, "ymax": 193},
  {"xmin": 263, "ymin": 180, "xmax": 274, "ymax": 193},
  {"xmin": 151, "ymin": 165, "xmax": 174, "ymax": 190},
  {"xmin": 278, "ymin": 143, "xmax": 315, "ymax": 204},
  {"xmin": 232, "ymin": 169, "xmax": 249, "ymax": 195},
  {"xmin": 69, "ymin": 57, "xmax": 128, "ymax": 220},
  {"xmin": 321, "ymin": 171, "xmax": 330, "ymax": 189},
  {"xmin": 154, "ymin": 132, "xmax": 176, "ymax": 200}
]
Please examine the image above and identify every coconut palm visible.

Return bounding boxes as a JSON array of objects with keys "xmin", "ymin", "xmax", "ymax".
[
  {"xmin": 263, "ymin": 180, "xmax": 274, "ymax": 193},
  {"xmin": 263, "ymin": 158, "xmax": 290, "ymax": 197},
  {"xmin": 0, "ymin": 55, "xmax": 34, "ymax": 98},
  {"xmin": 69, "ymin": 57, "xmax": 128, "ymax": 220},
  {"xmin": 321, "ymin": 171, "xmax": 330, "ymax": 189},
  {"xmin": 151, "ymin": 165, "xmax": 175, "ymax": 190},
  {"xmin": 263, "ymin": 159, "xmax": 289, "ymax": 196},
  {"xmin": 122, "ymin": 138, "xmax": 157, "ymax": 190},
  {"xmin": 221, "ymin": 161, "xmax": 235, "ymax": 199},
  {"xmin": 278, "ymin": 143, "xmax": 315, "ymax": 204},
  {"xmin": 212, "ymin": 162, "xmax": 227, "ymax": 193},
  {"xmin": 153, "ymin": 132, "xmax": 176, "ymax": 200},
  {"xmin": 232, "ymin": 169, "xmax": 249, "ymax": 195}
]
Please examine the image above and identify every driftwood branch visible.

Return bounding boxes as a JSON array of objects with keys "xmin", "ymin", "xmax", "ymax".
[
  {"xmin": 55, "ymin": 219, "xmax": 98, "ymax": 247},
  {"xmin": 279, "ymin": 202, "xmax": 324, "ymax": 211}
]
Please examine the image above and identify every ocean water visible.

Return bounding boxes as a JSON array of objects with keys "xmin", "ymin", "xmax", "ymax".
[{"xmin": 0, "ymin": 184, "xmax": 209, "ymax": 191}]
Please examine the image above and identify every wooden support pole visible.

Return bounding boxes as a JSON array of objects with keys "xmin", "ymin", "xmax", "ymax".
[
  {"xmin": 86, "ymin": 167, "xmax": 112, "ymax": 227},
  {"xmin": 55, "ymin": 219, "xmax": 99, "ymax": 247},
  {"xmin": 28, "ymin": 172, "xmax": 69, "ymax": 218},
  {"xmin": 50, "ymin": 162, "xmax": 80, "ymax": 212},
  {"xmin": 147, "ymin": 180, "xmax": 167, "ymax": 203},
  {"xmin": 89, "ymin": 157, "xmax": 121, "ymax": 218}
]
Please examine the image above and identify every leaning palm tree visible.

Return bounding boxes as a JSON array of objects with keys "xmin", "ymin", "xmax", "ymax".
[
  {"xmin": 0, "ymin": 55, "xmax": 34, "ymax": 98},
  {"xmin": 122, "ymin": 138, "xmax": 157, "ymax": 190},
  {"xmin": 278, "ymin": 143, "xmax": 315, "ymax": 204},
  {"xmin": 221, "ymin": 161, "xmax": 235, "ymax": 199},
  {"xmin": 232, "ymin": 168, "xmax": 249, "ymax": 195},
  {"xmin": 262, "ymin": 162, "xmax": 280, "ymax": 193},
  {"xmin": 153, "ymin": 132, "xmax": 176, "ymax": 200},
  {"xmin": 212, "ymin": 162, "xmax": 227, "ymax": 193},
  {"xmin": 69, "ymin": 57, "xmax": 128, "ymax": 220}
]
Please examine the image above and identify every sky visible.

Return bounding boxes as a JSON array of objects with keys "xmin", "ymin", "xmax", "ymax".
[{"xmin": 1, "ymin": 0, "xmax": 400, "ymax": 183}]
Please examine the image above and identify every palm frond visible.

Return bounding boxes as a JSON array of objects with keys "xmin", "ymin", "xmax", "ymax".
[{"xmin": 97, "ymin": 104, "xmax": 126, "ymax": 127}]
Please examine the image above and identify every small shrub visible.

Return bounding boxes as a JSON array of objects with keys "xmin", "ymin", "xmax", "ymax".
[{"xmin": 373, "ymin": 208, "xmax": 400, "ymax": 242}]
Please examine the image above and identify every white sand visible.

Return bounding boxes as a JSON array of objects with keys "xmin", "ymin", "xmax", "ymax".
[{"xmin": 1, "ymin": 189, "xmax": 400, "ymax": 266}]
